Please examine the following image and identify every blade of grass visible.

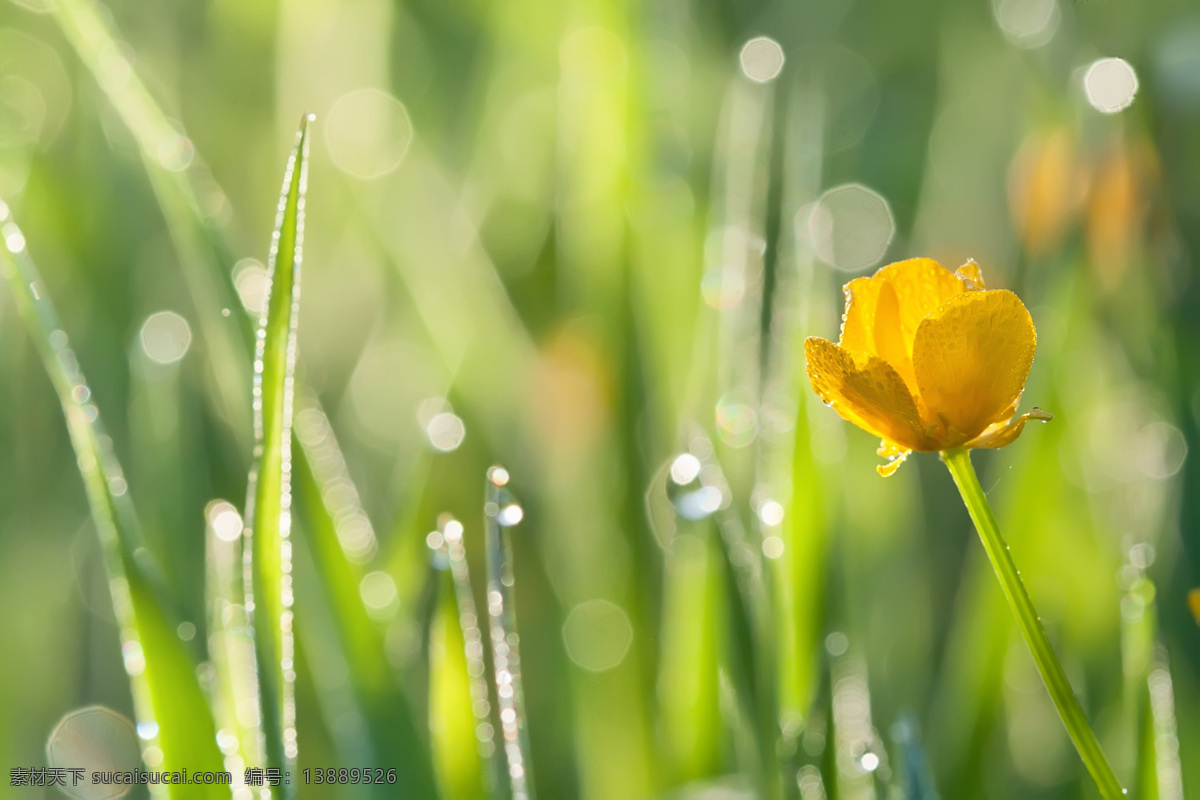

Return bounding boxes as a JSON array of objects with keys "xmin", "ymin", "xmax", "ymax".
[
  {"xmin": 242, "ymin": 115, "xmax": 311, "ymax": 788},
  {"xmin": 0, "ymin": 198, "xmax": 226, "ymax": 798},
  {"xmin": 484, "ymin": 467, "xmax": 535, "ymax": 800},
  {"xmin": 428, "ymin": 525, "xmax": 489, "ymax": 800},
  {"xmin": 435, "ymin": 516, "xmax": 503, "ymax": 796}
]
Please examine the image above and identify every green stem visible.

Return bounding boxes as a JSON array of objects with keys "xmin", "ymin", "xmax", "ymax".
[{"xmin": 941, "ymin": 448, "xmax": 1125, "ymax": 799}]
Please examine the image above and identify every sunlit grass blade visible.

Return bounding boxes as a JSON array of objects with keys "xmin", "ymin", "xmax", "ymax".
[
  {"xmin": 427, "ymin": 517, "xmax": 490, "ymax": 800},
  {"xmin": 291, "ymin": 398, "xmax": 440, "ymax": 798},
  {"xmin": 0, "ymin": 199, "xmax": 226, "ymax": 797},
  {"xmin": 242, "ymin": 115, "xmax": 311, "ymax": 787},
  {"xmin": 432, "ymin": 516, "xmax": 502, "ymax": 796},
  {"xmin": 484, "ymin": 467, "xmax": 535, "ymax": 800}
]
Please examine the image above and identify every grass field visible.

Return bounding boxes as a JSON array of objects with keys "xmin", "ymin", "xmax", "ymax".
[{"xmin": 1, "ymin": 0, "xmax": 1200, "ymax": 798}]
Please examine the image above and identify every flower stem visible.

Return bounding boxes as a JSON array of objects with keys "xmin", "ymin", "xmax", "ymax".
[{"xmin": 941, "ymin": 448, "xmax": 1125, "ymax": 799}]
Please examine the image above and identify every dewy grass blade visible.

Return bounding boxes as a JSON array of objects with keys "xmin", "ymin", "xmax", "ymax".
[
  {"xmin": 243, "ymin": 115, "xmax": 311, "ymax": 788},
  {"xmin": 484, "ymin": 467, "xmax": 535, "ymax": 800},
  {"xmin": 0, "ymin": 199, "xmax": 227, "ymax": 798},
  {"xmin": 941, "ymin": 448, "xmax": 1125, "ymax": 799},
  {"xmin": 433, "ymin": 516, "xmax": 503, "ymax": 796}
]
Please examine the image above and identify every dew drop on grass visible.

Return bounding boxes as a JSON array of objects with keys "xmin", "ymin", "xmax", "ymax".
[
  {"xmin": 498, "ymin": 503, "xmax": 524, "ymax": 527},
  {"xmin": 667, "ymin": 452, "xmax": 723, "ymax": 521}
]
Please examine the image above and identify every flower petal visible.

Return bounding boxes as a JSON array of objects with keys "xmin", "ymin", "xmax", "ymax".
[
  {"xmin": 968, "ymin": 408, "xmax": 1053, "ymax": 449},
  {"xmin": 872, "ymin": 280, "xmax": 919, "ymax": 395},
  {"xmin": 805, "ymin": 336, "xmax": 936, "ymax": 451},
  {"xmin": 840, "ymin": 257, "xmax": 968, "ymax": 378},
  {"xmin": 839, "ymin": 275, "xmax": 883, "ymax": 354},
  {"xmin": 870, "ymin": 258, "xmax": 967, "ymax": 352},
  {"xmin": 912, "ymin": 290, "xmax": 1037, "ymax": 443}
]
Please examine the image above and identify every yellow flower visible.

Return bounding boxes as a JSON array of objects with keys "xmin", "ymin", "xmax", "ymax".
[{"xmin": 805, "ymin": 257, "xmax": 1051, "ymax": 476}]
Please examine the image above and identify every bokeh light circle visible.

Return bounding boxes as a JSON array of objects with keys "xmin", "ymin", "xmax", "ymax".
[
  {"xmin": 139, "ymin": 311, "xmax": 192, "ymax": 364},
  {"xmin": 807, "ymin": 184, "xmax": 895, "ymax": 272},
  {"xmin": 233, "ymin": 258, "xmax": 268, "ymax": 315},
  {"xmin": 425, "ymin": 412, "xmax": 466, "ymax": 452},
  {"xmin": 1084, "ymin": 57, "xmax": 1139, "ymax": 114},
  {"xmin": 46, "ymin": 706, "xmax": 140, "ymax": 800},
  {"xmin": 562, "ymin": 599, "xmax": 634, "ymax": 673},
  {"xmin": 739, "ymin": 37, "xmax": 785, "ymax": 83},
  {"xmin": 325, "ymin": 88, "xmax": 414, "ymax": 179},
  {"xmin": 992, "ymin": 0, "xmax": 1060, "ymax": 49}
]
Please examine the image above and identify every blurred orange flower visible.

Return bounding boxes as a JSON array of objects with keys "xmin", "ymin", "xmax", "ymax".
[
  {"xmin": 1008, "ymin": 128, "xmax": 1086, "ymax": 257},
  {"xmin": 805, "ymin": 258, "xmax": 1051, "ymax": 476}
]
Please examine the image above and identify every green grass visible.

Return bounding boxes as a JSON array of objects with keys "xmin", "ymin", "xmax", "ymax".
[
  {"xmin": 1, "ymin": 200, "xmax": 226, "ymax": 798},
  {"xmin": 1, "ymin": 0, "xmax": 1199, "ymax": 798},
  {"xmin": 242, "ymin": 113, "xmax": 310, "ymax": 793}
]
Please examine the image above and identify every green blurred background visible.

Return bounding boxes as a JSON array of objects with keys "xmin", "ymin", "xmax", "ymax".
[{"xmin": 1, "ymin": 0, "xmax": 1199, "ymax": 797}]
